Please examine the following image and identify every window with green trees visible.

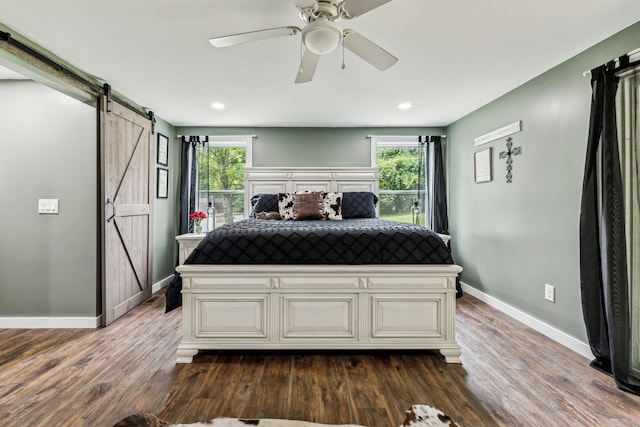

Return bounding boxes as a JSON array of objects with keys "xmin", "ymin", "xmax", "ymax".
[
  {"xmin": 195, "ymin": 138, "xmax": 249, "ymax": 229},
  {"xmin": 377, "ymin": 143, "xmax": 422, "ymax": 225}
]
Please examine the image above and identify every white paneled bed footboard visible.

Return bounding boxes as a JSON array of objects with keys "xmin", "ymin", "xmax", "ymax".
[{"xmin": 175, "ymin": 264, "xmax": 463, "ymax": 363}]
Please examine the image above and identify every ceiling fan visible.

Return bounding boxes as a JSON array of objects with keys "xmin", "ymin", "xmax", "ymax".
[{"xmin": 209, "ymin": 0, "xmax": 398, "ymax": 83}]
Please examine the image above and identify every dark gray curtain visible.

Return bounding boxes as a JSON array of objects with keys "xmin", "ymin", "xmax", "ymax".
[
  {"xmin": 178, "ymin": 137, "xmax": 192, "ymax": 234},
  {"xmin": 579, "ymin": 61, "xmax": 640, "ymax": 394},
  {"xmin": 420, "ymin": 136, "xmax": 449, "ymax": 234},
  {"xmin": 423, "ymin": 135, "xmax": 458, "ymax": 297},
  {"xmin": 178, "ymin": 136, "xmax": 206, "ymax": 234},
  {"xmin": 169, "ymin": 136, "xmax": 199, "ymax": 310},
  {"xmin": 431, "ymin": 136, "xmax": 449, "ymax": 234}
]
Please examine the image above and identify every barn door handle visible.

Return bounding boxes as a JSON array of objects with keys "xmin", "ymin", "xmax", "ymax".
[{"xmin": 106, "ymin": 198, "xmax": 117, "ymax": 222}]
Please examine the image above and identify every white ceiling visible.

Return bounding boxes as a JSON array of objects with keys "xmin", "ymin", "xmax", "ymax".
[
  {"xmin": 1, "ymin": 0, "xmax": 639, "ymax": 127},
  {"xmin": 0, "ymin": 64, "xmax": 28, "ymax": 80}
]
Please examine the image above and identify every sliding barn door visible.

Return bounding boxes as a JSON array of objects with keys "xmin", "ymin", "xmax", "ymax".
[{"xmin": 101, "ymin": 97, "xmax": 154, "ymax": 325}]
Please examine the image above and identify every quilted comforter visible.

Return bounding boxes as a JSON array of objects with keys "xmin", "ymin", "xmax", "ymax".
[{"xmin": 166, "ymin": 218, "xmax": 458, "ymax": 312}]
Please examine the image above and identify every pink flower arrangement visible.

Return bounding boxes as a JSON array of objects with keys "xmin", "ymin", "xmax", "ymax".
[
  {"xmin": 189, "ymin": 211, "xmax": 207, "ymax": 221},
  {"xmin": 190, "ymin": 211, "xmax": 207, "ymax": 232}
]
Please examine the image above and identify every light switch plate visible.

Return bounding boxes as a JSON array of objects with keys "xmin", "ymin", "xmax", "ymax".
[{"xmin": 38, "ymin": 199, "xmax": 59, "ymax": 214}]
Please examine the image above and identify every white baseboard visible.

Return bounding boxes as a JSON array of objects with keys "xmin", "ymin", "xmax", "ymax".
[
  {"xmin": 460, "ymin": 282, "xmax": 593, "ymax": 360},
  {"xmin": 0, "ymin": 276, "xmax": 173, "ymax": 329},
  {"xmin": 152, "ymin": 274, "xmax": 173, "ymax": 293},
  {"xmin": 0, "ymin": 315, "xmax": 102, "ymax": 329}
]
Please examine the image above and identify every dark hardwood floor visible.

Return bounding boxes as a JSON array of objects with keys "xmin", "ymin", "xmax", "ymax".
[{"xmin": 1, "ymin": 292, "xmax": 639, "ymax": 426}]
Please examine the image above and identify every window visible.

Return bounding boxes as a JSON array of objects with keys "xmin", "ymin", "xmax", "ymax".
[
  {"xmin": 371, "ymin": 136, "xmax": 424, "ymax": 225},
  {"xmin": 194, "ymin": 136, "xmax": 252, "ymax": 229}
]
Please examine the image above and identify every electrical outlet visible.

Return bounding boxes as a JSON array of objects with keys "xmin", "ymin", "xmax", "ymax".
[{"xmin": 544, "ymin": 284, "xmax": 555, "ymax": 302}]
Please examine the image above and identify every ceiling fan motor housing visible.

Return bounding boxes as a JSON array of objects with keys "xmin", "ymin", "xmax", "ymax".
[{"xmin": 302, "ymin": 18, "xmax": 342, "ymax": 55}]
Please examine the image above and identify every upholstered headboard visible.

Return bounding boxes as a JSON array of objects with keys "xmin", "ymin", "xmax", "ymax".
[{"xmin": 243, "ymin": 167, "xmax": 380, "ymax": 216}]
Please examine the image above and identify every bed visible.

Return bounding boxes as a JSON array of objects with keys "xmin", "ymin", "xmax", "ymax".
[{"xmin": 172, "ymin": 167, "xmax": 463, "ymax": 363}]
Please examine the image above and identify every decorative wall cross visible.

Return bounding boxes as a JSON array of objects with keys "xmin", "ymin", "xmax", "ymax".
[{"xmin": 498, "ymin": 137, "xmax": 522, "ymax": 183}]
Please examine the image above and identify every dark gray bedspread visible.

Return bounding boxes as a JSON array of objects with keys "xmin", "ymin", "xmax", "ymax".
[
  {"xmin": 186, "ymin": 218, "xmax": 453, "ymax": 265},
  {"xmin": 166, "ymin": 218, "xmax": 458, "ymax": 312}
]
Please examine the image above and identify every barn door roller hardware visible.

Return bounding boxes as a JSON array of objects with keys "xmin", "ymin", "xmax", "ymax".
[
  {"xmin": 148, "ymin": 110, "xmax": 156, "ymax": 134},
  {"xmin": 103, "ymin": 83, "xmax": 112, "ymax": 113}
]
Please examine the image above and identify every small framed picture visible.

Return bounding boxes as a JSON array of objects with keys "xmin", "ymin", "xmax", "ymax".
[
  {"xmin": 157, "ymin": 133, "xmax": 169, "ymax": 166},
  {"xmin": 474, "ymin": 147, "xmax": 492, "ymax": 183},
  {"xmin": 157, "ymin": 167, "xmax": 168, "ymax": 198}
]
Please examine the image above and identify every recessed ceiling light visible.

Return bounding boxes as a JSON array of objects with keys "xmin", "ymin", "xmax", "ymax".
[
  {"xmin": 397, "ymin": 102, "xmax": 412, "ymax": 110},
  {"xmin": 211, "ymin": 102, "xmax": 226, "ymax": 110}
]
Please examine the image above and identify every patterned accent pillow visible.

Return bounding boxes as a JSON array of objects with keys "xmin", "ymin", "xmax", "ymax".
[
  {"xmin": 250, "ymin": 193, "xmax": 279, "ymax": 218},
  {"xmin": 322, "ymin": 192, "xmax": 343, "ymax": 220},
  {"xmin": 293, "ymin": 192, "xmax": 323, "ymax": 221},
  {"xmin": 342, "ymin": 192, "xmax": 378, "ymax": 218},
  {"xmin": 278, "ymin": 193, "xmax": 295, "ymax": 220}
]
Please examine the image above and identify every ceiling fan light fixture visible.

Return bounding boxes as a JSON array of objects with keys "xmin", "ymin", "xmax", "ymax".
[{"xmin": 302, "ymin": 19, "xmax": 342, "ymax": 55}]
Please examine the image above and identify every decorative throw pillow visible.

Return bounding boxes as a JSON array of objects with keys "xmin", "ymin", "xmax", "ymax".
[
  {"xmin": 322, "ymin": 192, "xmax": 343, "ymax": 220},
  {"xmin": 342, "ymin": 192, "xmax": 378, "ymax": 218},
  {"xmin": 293, "ymin": 192, "xmax": 323, "ymax": 220},
  {"xmin": 278, "ymin": 193, "xmax": 295, "ymax": 220},
  {"xmin": 250, "ymin": 193, "xmax": 279, "ymax": 218}
]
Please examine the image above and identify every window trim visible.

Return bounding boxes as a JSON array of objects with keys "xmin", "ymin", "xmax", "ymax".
[
  {"xmin": 195, "ymin": 135, "xmax": 253, "ymax": 227},
  {"xmin": 369, "ymin": 135, "xmax": 420, "ymax": 167},
  {"xmin": 371, "ymin": 135, "xmax": 424, "ymax": 225},
  {"xmin": 205, "ymin": 135, "xmax": 254, "ymax": 167}
]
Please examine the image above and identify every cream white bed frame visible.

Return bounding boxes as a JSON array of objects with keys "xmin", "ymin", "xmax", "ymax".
[{"xmin": 175, "ymin": 167, "xmax": 462, "ymax": 363}]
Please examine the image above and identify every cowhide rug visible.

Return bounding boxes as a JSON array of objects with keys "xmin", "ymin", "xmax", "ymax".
[{"xmin": 113, "ymin": 404, "xmax": 457, "ymax": 427}]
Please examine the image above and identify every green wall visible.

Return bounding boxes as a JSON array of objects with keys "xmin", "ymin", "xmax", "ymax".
[
  {"xmin": 175, "ymin": 127, "xmax": 446, "ymax": 167},
  {"xmin": 152, "ymin": 119, "xmax": 180, "ymax": 286},
  {"xmin": 0, "ymin": 80, "xmax": 98, "ymax": 316},
  {"xmin": 447, "ymin": 21, "xmax": 640, "ymax": 342}
]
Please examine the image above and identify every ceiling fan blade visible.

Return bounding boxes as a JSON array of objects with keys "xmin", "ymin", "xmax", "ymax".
[
  {"xmin": 342, "ymin": 30, "xmax": 398, "ymax": 71},
  {"xmin": 209, "ymin": 26, "xmax": 301, "ymax": 48},
  {"xmin": 340, "ymin": 0, "xmax": 392, "ymax": 18},
  {"xmin": 295, "ymin": 48, "xmax": 321, "ymax": 84}
]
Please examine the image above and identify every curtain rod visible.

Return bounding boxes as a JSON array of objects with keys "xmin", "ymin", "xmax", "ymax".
[
  {"xmin": 582, "ymin": 47, "xmax": 640, "ymax": 76},
  {"xmin": 177, "ymin": 134, "xmax": 257, "ymax": 138},
  {"xmin": 366, "ymin": 135, "xmax": 447, "ymax": 138}
]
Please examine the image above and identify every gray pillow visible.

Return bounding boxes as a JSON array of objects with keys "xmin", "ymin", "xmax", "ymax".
[
  {"xmin": 249, "ymin": 193, "xmax": 279, "ymax": 218},
  {"xmin": 341, "ymin": 192, "xmax": 378, "ymax": 218}
]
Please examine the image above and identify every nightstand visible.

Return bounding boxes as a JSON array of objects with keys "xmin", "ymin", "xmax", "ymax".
[{"xmin": 176, "ymin": 233, "xmax": 205, "ymax": 265}]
